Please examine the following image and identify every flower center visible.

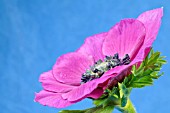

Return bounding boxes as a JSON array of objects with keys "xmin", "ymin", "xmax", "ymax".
[{"xmin": 81, "ymin": 53, "xmax": 130, "ymax": 84}]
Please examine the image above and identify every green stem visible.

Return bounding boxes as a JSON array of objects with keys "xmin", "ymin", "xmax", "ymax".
[{"xmin": 116, "ymin": 98, "xmax": 136, "ymax": 113}]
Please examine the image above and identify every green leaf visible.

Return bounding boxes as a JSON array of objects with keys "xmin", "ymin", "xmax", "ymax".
[
  {"xmin": 117, "ymin": 83, "xmax": 132, "ymax": 107},
  {"xmin": 87, "ymin": 106, "xmax": 114, "ymax": 113},
  {"xmin": 118, "ymin": 83, "xmax": 126, "ymax": 98},
  {"xmin": 130, "ymin": 82, "xmax": 153, "ymax": 88},
  {"xmin": 147, "ymin": 52, "xmax": 160, "ymax": 65},
  {"xmin": 119, "ymin": 83, "xmax": 132, "ymax": 97},
  {"xmin": 125, "ymin": 50, "xmax": 166, "ymax": 88},
  {"xmin": 91, "ymin": 106, "xmax": 114, "ymax": 113},
  {"xmin": 121, "ymin": 95, "xmax": 128, "ymax": 107},
  {"xmin": 59, "ymin": 105, "xmax": 114, "ymax": 113},
  {"xmin": 59, "ymin": 110, "xmax": 85, "ymax": 113},
  {"xmin": 116, "ymin": 98, "xmax": 136, "ymax": 113},
  {"xmin": 93, "ymin": 98, "xmax": 106, "ymax": 106},
  {"xmin": 103, "ymin": 96, "xmax": 120, "ymax": 107},
  {"xmin": 157, "ymin": 59, "xmax": 167, "ymax": 64}
]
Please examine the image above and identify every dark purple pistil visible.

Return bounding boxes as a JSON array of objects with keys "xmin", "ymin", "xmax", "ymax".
[{"xmin": 81, "ymin": 53, "xmax": 130, "ymax": 84}]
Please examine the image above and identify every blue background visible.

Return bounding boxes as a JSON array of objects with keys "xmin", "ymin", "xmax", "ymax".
[{"xmin": 0, "ymin": 0, "xmax": 169, "ymax": 113}]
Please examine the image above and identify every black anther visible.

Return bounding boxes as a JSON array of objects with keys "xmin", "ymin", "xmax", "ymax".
[{"xmin": 93, "ymin": 68, "xmax": 99, "ymax": 73}]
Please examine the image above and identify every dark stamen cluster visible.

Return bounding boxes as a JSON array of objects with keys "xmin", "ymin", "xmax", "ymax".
[{"xmin": 81, "ymin": 53, "xmax": 130, "ymax": 84}]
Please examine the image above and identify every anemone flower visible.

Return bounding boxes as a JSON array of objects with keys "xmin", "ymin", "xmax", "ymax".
[{"xmin": 35, "ymin": 8, "xmax": 163, "ymax": 108}]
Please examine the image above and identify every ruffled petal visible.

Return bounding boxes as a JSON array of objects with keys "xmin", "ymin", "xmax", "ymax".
[
  {"xmin": 86, "ymin": 88, "xmax": 104, "ymax": 99},
  {"xmin": 62, "ymin": 75, "xmax": 114, "ymax": 101},
  {"xmin": 137, "ymin": 8, "xmax": 163, "ymax": 48},
  {"xmin": 77, "ymin": 32, "xmax": 106, "ymax": 62},
  {"xmin": 39, "ymin": 71, "xmax": 77, "ymax": 93},
  {"xmin": 34, "ymin": 90, "xmax": 75, "ymax": 108},
  {"xmin": 53, "ymin": 52, "xmax": 94, "ymax": 86},
  {"xmin": 135, "ymin": 8, "xmax": 163, "ymax": 60},
  {"xmin": 102, "ymin": 19, "xmax": 146, "ymax": 60}
]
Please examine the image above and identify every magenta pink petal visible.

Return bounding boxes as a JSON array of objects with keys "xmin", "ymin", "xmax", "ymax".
[
  {"xmin": 35, "ymin": 90, "xmax": 75, "ymax": 108},
  {"xmin": 53, "ymin": 52, "xmax": 94, "ymax": 86},
  {"xmin": 102, "ymin": 19, "xmax": 146, "ymax": 60},
  {"xmin": 39, "ymin": 71, "xmax": 77, "ymax": 93},
  {"xmin": 62, "ymin": 75, "xmax": 113, "ymax": 101},
  {"xmin": 86, "ymin": 88, "xmax": 104, "ymax": 99},
  {"xmin": 136, "ymin": 8, "xmax": 163, "ymax": 59},
  {"xmin": 137, "ymin": 8, "xmax": 163, "ymax": 48},
  {"xmin": 77, "ymin": 32, "xmax": 107, "ymax": 62}
]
